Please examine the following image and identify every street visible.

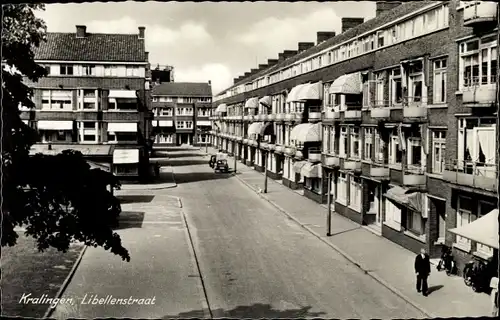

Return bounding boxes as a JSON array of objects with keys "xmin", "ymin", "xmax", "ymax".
[{"xmin": 52, "ymin": 147, "xmax": 425, "ymax": 319}]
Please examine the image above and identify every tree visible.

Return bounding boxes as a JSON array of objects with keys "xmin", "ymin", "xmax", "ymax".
[{"xmin": 1, "ymin": 4, "xmax": 130, "ymax": 261}]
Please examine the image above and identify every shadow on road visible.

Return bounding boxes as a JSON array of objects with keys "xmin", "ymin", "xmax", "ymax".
[
  {"xmin": 162, "ymin": 303, "xmax": 326, "ymax": 319},
  {"xmin": 114, "ymin": 211, "xmax": 145, "ymax": 230},
  {"xmin": 154, "ymin": 147, "xmax": 199, "ymax": 152},
  {"xmin": 166, "ymin": 153, "xmax": 205, "ymax": 159},
  {"xmin": 167, "ymin": 159, "xmax": 209, "ymax": 167},
  {"xmin": 174, "ymin": 171, "xmax": 232, "ymax": 184},
  {"xmin": 427, "ymin": 285, "xmax": 444, "ymax": 295},
  {"xmin": 117, "ymin": 195, "xmax": 155, "ymax": 204}
]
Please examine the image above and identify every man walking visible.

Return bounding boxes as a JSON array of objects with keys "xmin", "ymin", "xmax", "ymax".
[{"xmin": 415, "ymin": 248, "xmax": 431, "ymax": 296}]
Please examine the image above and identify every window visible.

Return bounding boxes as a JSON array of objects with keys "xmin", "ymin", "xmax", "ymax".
[
  {"xmin": 364, "ymin": 128, "xmax": 373, "ymax": 160},
  {"xmin": 186, "ymin": 121, "xmax": 193, "ymax": 128},
  {"xmin": 389, "ymin": 131, "xmax": 403, "ymax": 165},
  {"xmin": 476, "ymin": 200, "xmax": 496, "ymax": 256},
  {"xmin": 176, "ymin": 121, "xmax": 185, "ymax": 129},
  {"xmin": 407, "ymin": 136, "xmax": 423, "ymax": 171},
  {"xmin": 83, "ymin": 134, "xmax": 95, "ymax": 142},
  {"xmin": 432, "ymin": 131, "xmax": 446, "ymax": 173},
  {"xmin": 323, "ymin": 127, "xmax": 330, "ymax": 153},
  {"xmin": 377, "ymin": 31, "xmax": 384, "ymax": 48},
  {"xmin": 56, "ymin": 131, "xmax": 66, "ymax": 141},
  {"xmin": 385, "ymin": 197, "xmax": 402, "ymax": 228},
  {"xmin": 374, "ymin": 72, "xmax": 385, "ymax": 107},
  {"xmin": 42, "ymin": 65, "xmax": 51, "ymax": 75},
  {"xmin": 374, "ymin": 129, "xmax": 384, "ymax": 163},
  {"xmin": 407, "ymin": 209, "xmax": 425, "ymax": 235},
  {"xmin": 349, "ymin": 176, "xmax": 362, "ymax": 212},
  {"xmin": 390, "ymin": 68, "xmax": 403, "ymax": 105},
  {"xmin": 433, "ymin": 59, "xmax": 447, "ymax": 103},
  {"xmin": 457, "ymin": 117, "xmax": 496, "ymax": 176},
  {"xmin": 60, "ymin": 64, "xmax": 74, "ymax": 75},
  {"xmin": 329, "ymin": 128, "xmax": 336, "ymax": 155},
  {"xmin": 126, "ymin": 66, "xmax": 139, "ymax": 77},
  {"xmin": 456, "ymin": 196, "xmax": 475, "ymax": 249},
  {"xmin": 83, "ymin": 65, "xmax": 95, "ymax": 76},
  {"xmin": 337, "ymin": 173, "xmax": 348, "ymax": 205},
  {"xmin": 42, "ymin": 90, "xmax": 73, "ymax": 110},
  {"xmin": 350, "ymin": 128, "xmax": 360, "ymax": 159},
  {"xmin": 104, "ymin": 65, "xmax": 117, "ymax": 76},
  {"xmin": 460, "ymin": 38, "xmax": 496, "ymax": 88},
  {"xmin": 339, "ymin": 127, "xmax": 348, "ymax": 158}
]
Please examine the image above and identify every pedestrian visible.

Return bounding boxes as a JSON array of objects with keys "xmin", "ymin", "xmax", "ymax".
[
  {"xmin": 154, "ymin": 161, "xmax": 160, "ymax": 178},
  {"xmin": 414, "ymin": 248, "xmax": 431, "ymax": 296}
]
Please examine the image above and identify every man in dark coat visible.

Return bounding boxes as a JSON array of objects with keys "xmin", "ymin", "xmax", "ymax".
[{"xmin": 415, "ymin": 248, "xmax": 431, "ymax": 296}]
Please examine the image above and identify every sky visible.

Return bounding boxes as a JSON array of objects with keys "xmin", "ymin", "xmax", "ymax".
[{"xmin": 35, "ymin": 1, "xmax": 376, "ymax": 95}]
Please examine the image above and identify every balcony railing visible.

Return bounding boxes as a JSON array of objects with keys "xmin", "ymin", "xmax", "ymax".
[
  {"xmin": 403, "ymin": 165, "xmax": 426, "ymax": 186},
  {"xmin": 308, "ymin": 149, "xmax": 321, "ymax": 163},
  {"xmin": 370, "ymin": 161, "xmax": 390, "ymax": 178},
  {"xmin": 344, "ymin": 110, "xmax": 362, "ymax": 120},
  {"xmin": 275, "ymin": 113, "xmax": 286, "ymax": 121},
  {"xmin": 323, "ymin": 109, "xmax": 341, "ymax": 120},
  {"xmin": 323, "ymin": 154, "xmax": 340, "ymax": 167},
  {"xmin": 343, "ymin": 158, "xmax": 362, "ymax": 171},
  {"xmin": 284, "ymin": 146, "xmax": 296, "ymax": 156},
  {"xmin": 370, "ymin": 107, "xmax": 390, "ymax": 119},
  {"xmin": 443, "ymin": 160, "xmax": 497, "ymax": 192},
  {"xmin": 275, "ymin": 145, "xmax": 285, "ymax": 153},
  {"xmin": 308, "ymin": 107, "xmax": 322, "ymax": 122},
  {"xmin": 462, "ymin": 77, "xmax": 497, "ymax": 105},
  {"xmin": 463, "ymin": 1, "xmax": 497, "ymax": 27}
]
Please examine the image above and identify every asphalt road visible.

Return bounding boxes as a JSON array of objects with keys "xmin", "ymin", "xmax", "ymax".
[{"xmin": 162, "ymin": 147, "xmax": 426, "ymax": 319}]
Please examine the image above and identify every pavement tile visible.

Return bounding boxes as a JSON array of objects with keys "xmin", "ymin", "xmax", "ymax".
[{"xmin": 216, "ymin": 148, "xmax": 493, "ymax": 318}]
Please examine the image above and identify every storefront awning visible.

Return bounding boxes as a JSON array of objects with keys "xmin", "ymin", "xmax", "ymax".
[
  {"xmin": 329, "ymin": 72, "xmax": 362, "ymax": 94},
  {"xmin": 296, "ymin": 82, "xmax": 322, "ymax": 101},
  {"xmin": 448, "ymin": 209, "xmax": 499, "ymax": 249},
  {"xmin": 107, "ymin": 122, "xmax": 138, "ymax": 132},
  {"xmin": 108, "ymin": 90, "xmax": 137, "ymax": 99},
  {"xmin": 286, "ymin": 84, "xmax": 308, "ymax": 103},
  {"xmin": 215, "ymin": 104, "xmax": 227, "ymax": 114},
  {"xmin": 87, "ymin": 160, "xmax": 111, "ymax": 172},
  {"xmin": 153, "ymin": 120, "xmax": 173, "ymax": 127},
  {"xmin": 259, "ymin": 96, "xmax": 271, "ymax": 108},
  {"xmin": 384, "ymin": 186, "xmax": 425, "ymax": 214},
  {"xmin": 113, "ymin": 148, "xmax": 140, "ymax": 164},
  {"xmin": 290, "ymin": 123, "xmax": 321, "ymax": 143},
  {"xmin": 37, "ymin": 120, "xmax": 73, "ymax": 130},
  {"xmin": 245, "ymin": 97, "xmax": 259, "ymax": 109},
  {"xmin": 197, "ymin": 120, "xmax": 211, "ymax": 126},
  {"xmin": 293, "ymin": 160, "xmax": 307, "ymax": 173},
  {"xmin": 248, "ymin": 122, "xmax": 264, "ymax": 136},
  {"xmin": 301, "ymin": 162, "xmax": 321, "ymax": 178},
  {"xmin": 260, "ymin": 122, "xmax": 274, "ymax": 136}
]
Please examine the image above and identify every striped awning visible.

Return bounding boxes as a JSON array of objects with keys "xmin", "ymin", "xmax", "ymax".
[
  {"xmin": 245, "ymin": 97, "xmax": 259, "ymax": 109},
  {"xmin": 215, "ymin": 104, "xmax": 227, "ymax": 114},
  {"xmin": 109, "ymin": 90, "xmax": 137, "ymax": 99},
  {"xmin": 37, "ymin": 120, "xmax": 73, "ymax": 130},
  {"xmin": 293, "ymin": 161, "xmax": 307, "ymax": 173},
  {"xmin": 107, "ymin": 122, "xmax": 138, "ymax": 132},
  {"xmin": 286, "ymin": 84, "xmax": 308, "ymax": 103},
  {"xmin": 296, "ymin": 82, "xmax": 322, "ymax": 101},
  {"xmin": 259, "ymin": 96, "xmax": 271, "ymax": 108},
  {"xmin": 448, "ymin": 209, "xmax": 499, "ymax": 249},
  {"xmin": 330, "ymin": 72, "xmax": 362, "ymax": 94},
  {"xmin": 301, "ymin": 162, "xmax": 321, "ymax": 178},
  {"xmin": 152, "ymin": 120, "xmax": 173, "ymax": 127},
  {"xmin": 113, "ymin": 148, "xmax": 140, "ymax": 164},
  {"xmin": 290, "ymin": 123, "xmax": 321, "ymax": 143},
  {"xmin": 248, "ymin": 122, "xmax": 264, "ymax": 136}
]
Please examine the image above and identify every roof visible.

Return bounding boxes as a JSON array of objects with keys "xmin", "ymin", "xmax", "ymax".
[
  {"xmin": 220, "ymin": 1, "xmax": 435, "ymax": 95},
  {"xmin": 29, "ymin": 144, "xmax": 114, "ymax": 156},
  {"xmin": 33, "ymin": 33, "xmax": 146, "ymax": 62},
  {"xmin": 152, "ymin": 82, "xmax": 213, "ymax": 97}
]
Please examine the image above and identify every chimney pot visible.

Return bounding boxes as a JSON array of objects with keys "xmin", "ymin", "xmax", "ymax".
[
  {"xmin": 138, "ymin": 26, "xmax": 145, "ymax": 39},
  {"xmin": 341, "ymin": 18, "xmax": 364, "ymax": 33},
  {"xmin": 76, "ymin": 25, "xmax": 86, "ymax": 38}
]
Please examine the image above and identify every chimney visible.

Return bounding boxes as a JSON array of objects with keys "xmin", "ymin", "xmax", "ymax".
[
  {"xmin": 145, "ymin": 51, "xmax": 149, "ymax": 62},
  {"xmin": 267, "ymin": 59, "xmax": 278, "ymax": 67},
  {"xmin": 258, "ymin": 64, "xmax": 268, "ymax": 70},
  {"xmin": 282, "ymin": 50, "xmax": 298, "ymax": 59},
  {"xmin": 234, "ymin": 78, "xmax": 239, "ymax": 84},
  {"xmin": 316, "ymin": 31, "xmax": 336, "ymax": 45},
  {"xmin": 138, "ymin": 26, "xmax": 145, "ymax": 39},
  {"xmin": 250, "ymin": 68, "xmax": 259, "ymax": 75},
  {"xmin": 278, "ymin": 52, "xmax": 285, "ymax": 62},
  {"xmin": 208, "ymin": 80, "xmax": 211, "ymax": 85},
  {"xmin": 298, "ymin": 42, "xmax": 315, "ymax": 53},
  {"xmin": 376, "ymin": 1, "xmax": 402, "ymax": 17},
  {"xmin": 244, "ymin": 72, "xmax": 251, "ymax": 77},
  {"xmin": 76, "ymin": 25, "xmax": 86, "ymax": 38},
  {"xmin": 341, "ymin": 18, "xmax": 364, "ymax": 33}
]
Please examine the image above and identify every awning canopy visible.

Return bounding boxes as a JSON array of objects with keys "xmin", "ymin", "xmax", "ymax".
[
  {"xmin": 248, "ymin": 122, "xmax": 264, "ymax": 136},
  {"xmin": 296, "ymin": 82, "xmax": 322, "ymax": 101},
  {"xmin": 329, "ymin": 72, "xmax": 362, "ymax": 94},
  {"xmin": 301, "ymin": 162, "xmax": 321, "ymax": 178},
  {"xmin": 245, "ymin": 97, "xmax": 259, "ymax": 109},
  {"xmin": 107, "ymin": 122, "xmax": 138, "ymax": 132},
  {"xmin": 87, "ymin": 160, "xmax": 111, "ymax": 172},
  {"xmin": 286, "ymin": 84, "xmax": 308, "ymax": 103},
  {"xmin": 197, "ymin": 120, "xmax": 211, "ymax": 126},
  {"xmin": 448, "ymin": 209, "xmax": 499, "ymax": 249},
  {"xmin": 260, "ymin": 122, "xmax": 274, "ymax": 136},
  {"xmin": 37, "ymin": 120, "xmax": 73, "ymax": 130},
  {"xmin": 109, "ymin": 90, "xmax": 137, "ymax": 99},
  {"xmin": 113, "ymin": 148, "xmax": 140, "ymax": 164},
  {"xmin": 259, "ymin": 96, "xmax": 271, "ymax": 108},
  {"xmin": 384, "ymin": 186, "xmax": 425, "ymax": 214},
  {"xmin": 290, "ymin": 123, "xmax": 321, "ymax": 143},
  {"xmin": 215, "ymin": 104, "xmax": 227, "ymax": 114},
  {"xmin": 153, "ymin": 120, "xmax": 173, "ymax": 127},
  {"xmin": 293, "ymin": 160, "xmax": 307, "ymax": 173}
]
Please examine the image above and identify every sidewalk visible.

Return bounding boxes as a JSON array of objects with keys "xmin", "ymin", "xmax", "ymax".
[
  {"xmin": 218, "ymin": 149, "xmax": 492, "ymax": 318},
  {"xmin": 120, "ymin": 167, "xmax": 177, "ymax": 190}
]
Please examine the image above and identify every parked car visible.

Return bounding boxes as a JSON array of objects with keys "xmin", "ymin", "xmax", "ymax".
[{"xmin": 214, "ymin": 159, "xmax": 229, "ymax": 173}]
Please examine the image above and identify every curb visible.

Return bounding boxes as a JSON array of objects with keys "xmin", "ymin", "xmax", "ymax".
[
  {"xmin": 43, "ymin": 244, "xmax": 88, "ymax": 319},
  {"xmin": 234, "ymin": 174, "xmax": 435, "ymax": 319}
]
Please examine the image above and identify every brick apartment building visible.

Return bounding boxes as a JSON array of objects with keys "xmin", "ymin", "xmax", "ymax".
[
  {"xmin": 211, "ymin": 0, "xmax": 499, "ymax": 275},
  {"xmin": 21, "ymin": 25, "xmax": 153, "ymax": 178},
  {"xmin": 151, "ymin": 82, "xmax": 213, "ymax": 146}
]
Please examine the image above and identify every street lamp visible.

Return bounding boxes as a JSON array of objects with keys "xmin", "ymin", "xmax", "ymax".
[{"xmin": 326, "ymin": 171, "xmax": 332, "ymax": 236}]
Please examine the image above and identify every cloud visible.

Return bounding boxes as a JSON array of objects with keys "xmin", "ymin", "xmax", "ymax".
[
  {"xmin": 175, "ymin": 63, "xmax": 233, "ymax": 95},
  {"xmin": 236, "ymin": 8, "xmax": 342, "ymax": 52}
]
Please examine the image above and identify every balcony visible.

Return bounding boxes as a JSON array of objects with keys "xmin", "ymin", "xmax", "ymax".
[
  {"xmin": 323, "ymin": 109, "xmax": 341, "ymax": 121},
  {"xmin": 370, "ymin": 108, "xmax": 390, "ymax": 119},
  {"xmin": 268, "ymin": 144, "xmax": 276, "ymax": 151},
  {"xmin": 344, "ymin": 110, "xmax": 362, "ymax": 121},
  {"xmin": 294, "ymin": 113, "xmax": 303, "ymax": 123},
  {"xmin": 308, "ymin": 150, "xmax": 321, "ymax": 163},
  {"xmin": 285, "ymin": 114, "xmax": 294, "ymax": 122},
  {"xmin": 243, "ymin": 139, "xmax": 249, "ymax": 144},
  {"xmin": 403, "ymin": 166, "xmax": 426, "ymax": 186},
  {"xmin": 462, "ymin": 84, "xmax": 497, "ymax": 106},
  {"xmin": 284, "ymin": 146, "xmax": 296, "ymax": 156},
  {"xmin": 343, "ymin": 159, "xmax": 362, "ymax": 171},
  {"xmin": 323, "ymin": 154, "xmax": 340, "ymax": 168},
  {"xmin": 295, "ymin": 150, "xmax": 304, "ymax": 159},
  {"xmin": 463, "ymin": 1, "xmax": 497, "ymax": 28},
  {"xmin": 403, "ymin": 97, "xmax": 427, "ymax": 121},
  {"xmin": 275, "ymin": 145, "xmax": 285, "ymax": 153},
  {"xmin": 268, "ymin": 114, "xmax": 276, "ymax": 121},
  {"xmin": 370, "ymin": 162, "xmax": 390, "ymax": 178},
  {"xmin": 275, "ymin": 113, "xmax": 285, "ymax": 122},
  {"xmin": 308, "ymin": 107, "xmax": 322, "ymax": 122},
  {"xmin": 443, "ymin": 160, "xmax": 497, "ymax": 193},
  {"xmin": 260, "ymin": 142, "xmax": 269, "ymax": 150}
]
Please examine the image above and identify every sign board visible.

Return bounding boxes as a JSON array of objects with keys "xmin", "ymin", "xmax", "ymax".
[{"xmin": 113, "ymin": 149, "xmax": 140, "ymax": 164}]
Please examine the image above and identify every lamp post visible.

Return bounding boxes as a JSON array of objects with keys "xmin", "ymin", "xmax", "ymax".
[
  {"xmin": 234, "ymin": 141, "xmax": 238, "ymax": 173},
  {"xmin": 264, "ymin": 150, "xmax": 268, "ymax": 193},
  {"xmin": 326, "ymin": 171, "xmax": 332, "ymax": 236}
]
